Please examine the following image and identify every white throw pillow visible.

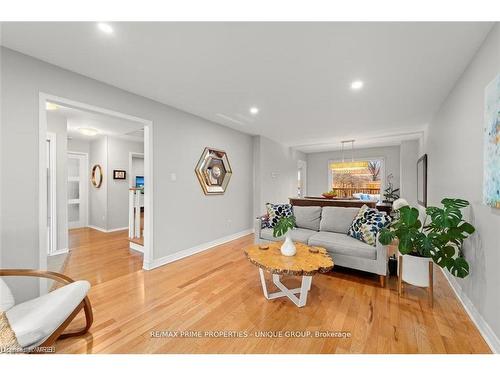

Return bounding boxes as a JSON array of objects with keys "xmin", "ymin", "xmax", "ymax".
[{"xmin": 0, "ymin": 277, "xmax": 16, "ymax": 312}]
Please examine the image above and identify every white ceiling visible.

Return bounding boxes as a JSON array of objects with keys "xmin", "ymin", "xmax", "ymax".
[
  {"xmin": 2, "ymin": 22, "xmax": 494, "ymax": 152},
  {"xmin": 49, "ymin": 103, "xmax": 144, "ymax": 142}
]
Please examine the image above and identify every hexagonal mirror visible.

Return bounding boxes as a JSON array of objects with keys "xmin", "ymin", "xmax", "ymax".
[{"xmin": 195, "ymin": 147, "xmax": 233, "ymax": 195}]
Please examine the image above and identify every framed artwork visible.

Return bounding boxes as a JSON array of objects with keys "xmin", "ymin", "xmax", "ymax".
[
  {"xmin": 195, "ymin": 147, "xmax": 232, "ymax": 195},
  {"xmin": 484, "ymin": 74, "xmax": 500, "ymax": 209},
  {"xmin": 417, "ymin": 154, "xmax": 427, "ymax": 207},
  {"xmin": 113, "ymin": 170, "xmax": 126, "ymax": 180}
]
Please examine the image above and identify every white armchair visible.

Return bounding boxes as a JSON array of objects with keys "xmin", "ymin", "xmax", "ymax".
[{"xmin": 0, "ymin": 269, "xmax": 93, "ymax": 353}]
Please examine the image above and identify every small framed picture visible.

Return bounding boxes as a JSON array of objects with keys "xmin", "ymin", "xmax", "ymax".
[{"xmin": 113, "ymin": 170, "xmax": 126, "ymax": 180}]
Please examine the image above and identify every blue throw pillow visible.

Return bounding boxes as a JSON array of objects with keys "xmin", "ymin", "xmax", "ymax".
[
  {"xmin": 348, "ymin": 205, "xmax": 392, "ymax": 246},
  {"xmin": 265, "ymin": 203, "xmax": 293, "ymax": 228}
]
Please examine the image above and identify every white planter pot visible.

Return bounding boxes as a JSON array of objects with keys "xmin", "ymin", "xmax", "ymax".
[
  {"xmin": 281, "ymin": 233, "xmax": 296, "ymax": 256},
  {"xmin": 399, "ymin": 254, "xmax": 431, "ymax": 287}
]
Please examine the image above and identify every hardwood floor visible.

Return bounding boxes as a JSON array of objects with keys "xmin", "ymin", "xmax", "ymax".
[{"xmin": 56, "ymin": 227, "xmax": 491, "ymax": 354}]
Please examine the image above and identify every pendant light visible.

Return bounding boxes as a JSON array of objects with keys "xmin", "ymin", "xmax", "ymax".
[{"xmin": 330, "ymin": 140, "xmax": 369, "ymax": 173}]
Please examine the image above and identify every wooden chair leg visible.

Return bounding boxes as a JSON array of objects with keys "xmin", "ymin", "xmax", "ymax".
[
  {"xmin": 398, "ymin": 255, "xmax": 403, "ymax": 296},
  {"xmin": 379, "ymin": 275, "xmax": 386, "ymax": 288},
  {"xmin": 38, "ymin": 296, "xmax": 93, "ymax": 350},
  {"xmin": 59, "ymin": 296, "xmax": 93, "ymax": 339}
]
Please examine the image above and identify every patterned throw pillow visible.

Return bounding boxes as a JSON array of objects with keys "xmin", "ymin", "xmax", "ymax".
[
  {"xmin": 265, "ymin": 203, "xmax": 293, "ymax": 228},
  {"xmin": 348, "ymin": 205, "xmax": 392, "ymax": 246}
]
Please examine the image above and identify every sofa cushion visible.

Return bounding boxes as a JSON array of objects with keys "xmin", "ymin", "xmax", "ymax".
[
  {"xmin": 6, "ymin": 280, "xmax": 90, "ymax": 349},
  {"xmin": 0, "ymin": 278, "xmax": 15, "ymax": 312},
  {"xmin": 308, "ymin": 232, "xmax": 377, "ymax": 260},
  {"xmin": 293, "ymin": 206, "xmax": 322, "ymax": 231},
  {"xmin": 319, "ymin": 207, "xmax": 360, "ymax": 233},
  {"xmin": 260, "ymin": 227, "xmax": 317, "ymax": 243},
  {"xmin": 265, "ymin": 203, "xmax": 293, "ymax": 228},
  {"xmin": 348, "ymin": 205, "xmax": 391, "ymax": 246}
]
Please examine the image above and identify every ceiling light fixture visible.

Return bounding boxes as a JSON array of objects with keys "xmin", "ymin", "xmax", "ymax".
[
  {"xmin": 97, "ymin": 23, "xmax": 114, "ymax": 34},
  {"xmin": 78, "ymin": 128, "xmax": 99, "ymax": 136},
  {"xmin": 350, "ymin": 80, "xmax": 364, "ymax": 90},
  {"xmin": 330, "ymin": 140, "xmax": 369, "ymax": 174},
  {"xmin": 46, "ymin": 102, "xmax": 59, "ymax": 111},
  {"xmin": 249, "ymin": 107, "xmax": 259, "ymax": 115}
]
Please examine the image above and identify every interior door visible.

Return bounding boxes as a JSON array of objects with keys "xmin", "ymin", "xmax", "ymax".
[{"xmin": 67, "ymin": 153, "xmax": 88, "ymax": 229}]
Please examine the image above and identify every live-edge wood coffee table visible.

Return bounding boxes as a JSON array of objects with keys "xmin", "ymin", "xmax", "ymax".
[{"xmin": 244, "ymin": 242, "xmax": 334, "ymax": 307}]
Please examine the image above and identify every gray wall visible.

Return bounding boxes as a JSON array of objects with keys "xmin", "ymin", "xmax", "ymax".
[
  {"xmin": 253, "ymin": 135, "xmax": 306, "ymax": 217},
  {"xmin": 306, "ymin": 145, "xmax": 401, "ymax": 197},
  {"xmin": 70, "ymin": 136, "xmax": 145, "ymax": 230},
  {"xmin": 46, "ymin": 112, "xmax": 68, "ymax": 251},
  {"xmin": 88, "ymin": 136, "xmax": 108, "ymax": 230},
  {"xmin": 0, "ymin": 48, "xmax": 254, "ymax": 300},
  {"xmin": 400, "ymin": 139, "xmax": 419, "ymax": 206},
  {"xmin": 68, "ymin": 138, "xmax": 90, "ymax": 154},
  {"xmin": 107, "ymin": 137, "xmax": 144, "ymax": 230},
  {"xmin": 424, "ymin": 24, "xmax": 500, "ymax": 348}
]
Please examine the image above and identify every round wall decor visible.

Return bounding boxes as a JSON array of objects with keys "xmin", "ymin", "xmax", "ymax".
[{"xmin": 91, "ymin": 164, "xmax": 103, "ymax": 188}]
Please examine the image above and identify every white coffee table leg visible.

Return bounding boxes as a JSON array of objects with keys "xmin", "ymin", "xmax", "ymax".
[{"xmin": 258, "ymin": 268, "xmax": 312, "ymax": 308}]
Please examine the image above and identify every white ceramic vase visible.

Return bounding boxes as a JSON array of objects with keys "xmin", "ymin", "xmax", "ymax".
[
  {"xmin": 281, "ymin": 232, "xmax": 296, "ymax": 256},
  {"xmin": 399, "ymin": 254, "xmax": 431, "ymax": 287}
]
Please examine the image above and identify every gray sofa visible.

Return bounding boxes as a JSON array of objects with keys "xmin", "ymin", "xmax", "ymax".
[{"xmin": 254, "ymin": 206, "xmax": 388, "ymax": 286}]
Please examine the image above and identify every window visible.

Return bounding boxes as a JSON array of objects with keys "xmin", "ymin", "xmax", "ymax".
[{"xmin": 328, "ymin": 159, "xmax": 383, "ymax": 199}]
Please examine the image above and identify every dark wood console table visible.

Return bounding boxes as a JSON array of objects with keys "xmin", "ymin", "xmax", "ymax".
[{"xmin": 289, "ymin": 197, "xmax": 392, "ymax": 214}]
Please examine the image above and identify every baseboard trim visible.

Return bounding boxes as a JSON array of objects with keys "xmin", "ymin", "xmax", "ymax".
[
  {"xmin": 87, "ymin": 225, "xmax": 128, "ymax": 233},
  {"xmin": 129, "ymin": 241, "xmax": 144, "ymax": 253},
  {"xmin": 441, "ymin": 269, "xmax": 500, "ymax": 353},
  {"xmin": 145, "ymin": 228, "xmax": 253, "ymax": 270},
  {"xmin": 48, "ymin": 248, "xmax": 68, "ymax": 256}
]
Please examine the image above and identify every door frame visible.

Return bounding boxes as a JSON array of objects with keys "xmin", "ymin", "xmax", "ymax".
[
  {"xmin": 46, "ymin": 132, "xmax": 57, "ymax": 255},
  {"xmin": 38, "ymin": 92, "xmax": 154, "ymax": 274},
  {"xmin": 67, "ymin": 151, "xmax": 89, "ymax": 229},
  {"xmin": 297, "ymin": 159, "xmax": 307, "ymax": 197}
]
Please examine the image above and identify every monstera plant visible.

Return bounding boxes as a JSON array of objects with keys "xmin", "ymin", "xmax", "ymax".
[{"xmin": 379, "ymin": 198, "xmax": 475, "ymax": 278}]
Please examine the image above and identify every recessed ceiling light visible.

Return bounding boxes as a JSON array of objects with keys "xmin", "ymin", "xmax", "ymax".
[
  {"xmin": 97, "ymin": 23, "xmax": 114, "ymax": 34},
  {"xmin": 46, "ymin": 102, "xmax": 59, "ymax": 111},
  {"xmin": 249, "ymin": 107, "xmax": 259, "ymax": 115},
  {"xmin": 350, "ymin": 80, "xmax": 364, "ymax": 90},
  {"xmin": 78, "ymin": 128, "xmax": 99, "ymax": 136}
]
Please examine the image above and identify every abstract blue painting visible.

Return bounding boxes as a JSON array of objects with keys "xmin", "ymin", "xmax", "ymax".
[{"xmin": 484, "ymin": 74, "xmax": 500, "ymax": 209}]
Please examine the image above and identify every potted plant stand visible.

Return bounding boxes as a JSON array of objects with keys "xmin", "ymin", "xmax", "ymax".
[{"xmin": 398, "ymin": 254, "xmax": 434, "ymax": 307}]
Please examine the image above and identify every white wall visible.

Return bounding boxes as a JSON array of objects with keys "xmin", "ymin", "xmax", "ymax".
[
  {"xmin": 253, "ymin": 135, "xmax": 305, "ymax": 217},
  {"xmin": 0, "ymin": 47, "xmax": 253, "ymax": 301},
  {"xmin": 107, "ymin": 137, "xmax": 144, "ymax": 230},
  {"xmin": 424, "ymin": 24, "xmax": 500, "ymax": 351},
  {"xmin": 306, "ymin": 145, "xmax": 401, "ymax": 197},
  {"xmin": 46, "ymin": 112, "xmax": 68, "ymax": 252},
  {"xmin": 400, "ymin": 139, "xmax": 419, "ymax": 206}
]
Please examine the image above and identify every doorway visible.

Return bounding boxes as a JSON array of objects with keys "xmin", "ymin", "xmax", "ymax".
[
  {"xmin": 297, "ymin": 160, "xmax": 307, "ymax": 197},
  {"xmin": 67, "ymin": 152, "xmax": 88, "ymax": 229},
  {"xmin": 38, "ymin": 93, "xmax": 154, "ymax": 278},
  {"xmin": 46, "ymin": 132, "xmax": 57, "ymax": 255}
]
